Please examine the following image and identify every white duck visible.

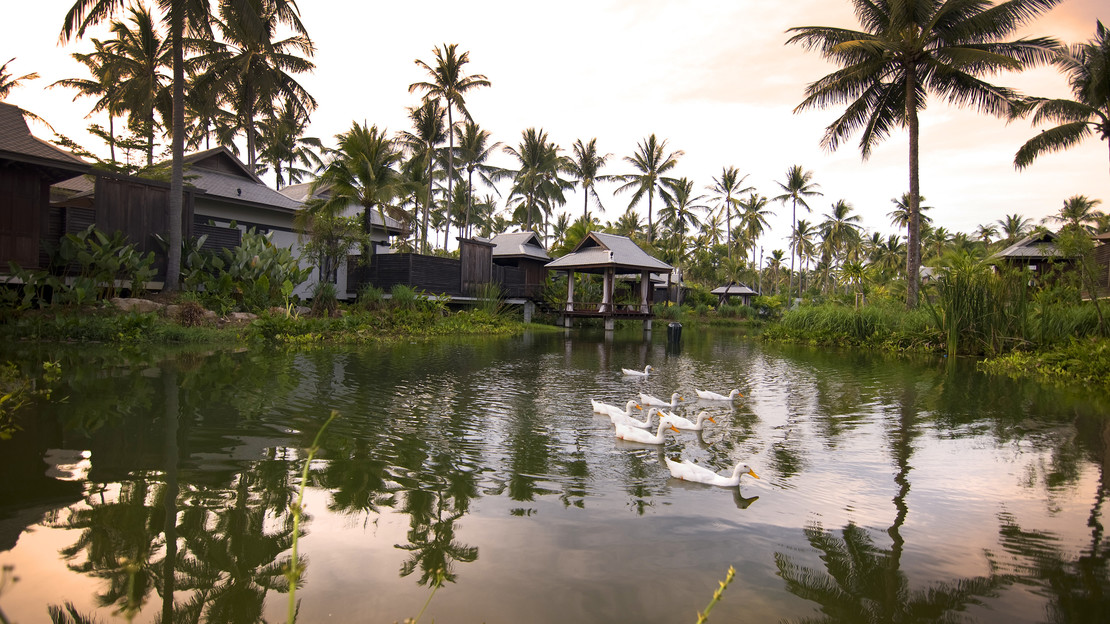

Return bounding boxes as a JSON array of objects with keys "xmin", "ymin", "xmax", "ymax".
[
  {"xmin": 665, "ymin": 458, "xmax": 760, "ymax": 487},
  {"xmin": 639, "ymin": 392, "xmax": 683, "ymax": 408},
  {"xmin": 695, "ymin": 388, "xmax": 743, "ymax": 402},
  {"xmin": 660, "ymin": 410, "xmax": 716, "ymax": 431},
  {"xmin": 598, "ymin": 400, "xmax": 641, "ymax": 420},
  {"xmin": 610, "ymin": 407, "xmax": 661, "ymax": 429},
  {"xmin": 622, "ymin": 365, "xmax": 654, "ymax": 376},
  {"xmin": 615, "ymin": 420, "xmax": 680, "ymax": 444},
  {"xmin": 591, "ymin": 399, "xmax": 622, "ymax": 414}
]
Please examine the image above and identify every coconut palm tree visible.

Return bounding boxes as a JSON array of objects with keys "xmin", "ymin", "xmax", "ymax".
[
  {"xmin": 256, "ymin": 96, "xmax": 322, "ymax": 189},
  {"xmin": 0, "ymin": 57, "xmax": 39, "ymax": 100},
  {"xmin": 454, "ymin": 121, "xmax": 501, "ymax": 238},
  {"xmin": 820, "ymin": 199, "xmax": 863, "ymax": 287},
  {"xmin": 774, "ymin": 164, "xmax": 822, "ymax": 301},
  {"xmin": 566, "ymin": 138, "xmax": 614, "ymax": 222},
  {"xmin": 706, "ymin": 166, "xmax": 754, "ymax": 260},
  {"xmin": 975, "ymin": 223, "xmax": 1000, "ymax": 247},
  {"xmin": 792, "ymin": 219, "xmax": 818, "ymax": 293},
  {"xmin": 1014, "ymin": 21, "xmax": 1110, "ymax": 175},
  {"xmin": 62, "ymin": 0, "xmax": 296, "ymax": 292},
  {"xmin": 996, "ymin": 213, "xmax": 1032, "ymax": 245},
  {"xmin": 96, "ymin": 4, "xmax": 172, "ymax": 166},
  {"xmin": 398, "ymin": 99, "xmax": 447, "ymax": 253},
  {"xmin": 615, "ymin": 134, "xmax": 683, "ymax": 242},
  {"xmin": 1050, "ymin": 194, "xmax": 1104, "ymax": 233},
  {"xmin": 409, "ymin": 43, "xmax": 491, "ymax": 243},
  {"xmin": 609, "ymin": 208, "xmax": 643, "ymax": 239},
  {"xmin": 659, "ymin": 177, "xmax": 708, "ymax": 269},
  {"xmin": 788, "ymin": 0, "xmax": 1063, "ymax": 308},
  {"xmin": 502, "ymin": 128, "xmax": 571, "ymax": 240},
  {"xmin": 196, "ymin": 0, "xmax": 316, "ymax": 172},
  {"xmin": 888, "ymin": 192, "xmax": 933, "ymax": 230},
  {"xmin": 311, "ymin": 122, "xmax": 404, "ymax": 259},
  {"xmin": 52, "ymin": 41, "xmax": 123, "ymax": 159},
  {"xmin": 767, "ymin": 249, "xmax": 786, "ymax": 295},
  {"xmin": 739, "ymin": 193, "xmax": 774, "ymax": 268}
]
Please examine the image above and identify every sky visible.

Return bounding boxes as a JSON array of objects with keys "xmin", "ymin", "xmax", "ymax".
[{"xmin": 2, "ymin": 0, "xmax": 1108, "ymax": 256}]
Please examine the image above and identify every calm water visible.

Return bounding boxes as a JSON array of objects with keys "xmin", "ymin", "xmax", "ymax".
[{"xmin": 1, "ymin": 328, "xmax": 1109, "ymax": 623}]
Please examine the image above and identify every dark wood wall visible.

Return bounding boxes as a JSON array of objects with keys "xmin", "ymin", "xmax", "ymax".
[
  {"xmin": 459, "ymin": 238, "xmax": 493, "ymax": 295},
  {"xmin": 0, "ymin": 166, "xmax": 47, "ymax": 269}
]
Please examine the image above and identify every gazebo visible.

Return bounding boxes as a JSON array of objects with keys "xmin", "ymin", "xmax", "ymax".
[
  {"xmin": 711, "ymin": 282, "xmax": 759, "ymax": 307},
  {"xmin": 545, "ymin": 232, "xmax": 672, "ymax": 331}
]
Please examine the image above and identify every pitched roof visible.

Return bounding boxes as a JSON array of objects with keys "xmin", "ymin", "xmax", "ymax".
[
  {"xmin": 993, "ymin": 231, "xmax": 1064, "ymax": 260},
  {"xmin": 0, "ymin": 102, "xmax": 88, "ymax": 177},
  {"xmin": 182, "ymin": 146, "xmax": 302, "ymax": 212},
  {"xmin": 490, "ymin": 231, "xmax": 550, "ymax": 261},
  {"xmin": 278, "ymin": 181, "xmax": 408, "ymax": 234},
  {"xmin": 546, "ymin": 232, "xmax": 672, "ymax": 272},
  {"xmin": 711, "ymin": 283, "xmax": 759, "ymax": 296}
]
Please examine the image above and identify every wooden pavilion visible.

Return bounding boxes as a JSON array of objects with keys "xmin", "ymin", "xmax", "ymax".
[
  {"xmin": 545, "ymin": 232, "xmax": 672, "ymax": 331},
  {"xmin": 711, "ymin": 282, "xmax": 759, "ymax": 307}
]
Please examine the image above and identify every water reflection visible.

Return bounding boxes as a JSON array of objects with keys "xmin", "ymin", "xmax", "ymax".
[{"xmin": 1, "ymin": 332, "xmax": 1109, "ymax": 622}]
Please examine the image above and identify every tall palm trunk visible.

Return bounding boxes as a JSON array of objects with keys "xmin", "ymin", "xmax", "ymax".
[
  {"xmin": 905, "ymin": 66, "xmax": 921, "ymax": 309},
  {"xmin": 445, "ymin": 106, "xmax": 454, "ymax": 247},
  {"xmin": 165, "ymin": 4, "xmax": 183, "ymax": 293},
  {"xmin": 788, "ymin": 199, "xmax": 797, "ymax": 302}
]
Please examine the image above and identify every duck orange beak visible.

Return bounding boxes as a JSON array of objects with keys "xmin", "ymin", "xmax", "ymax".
[
  {"xmin": 669, "ymin": 425, "xmax": 680, "ymax": 433},
  {"xmin": 748, "ymin": 469, "xmax": 760, "ymax": 479},
  {"xmin": 708, "ymin": 417, "xmax": 717, "ymax": 424}
]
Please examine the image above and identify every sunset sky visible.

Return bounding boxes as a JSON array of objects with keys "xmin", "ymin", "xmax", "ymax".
[{"xmin": 3, "ymin": 0, "xmax": 1107, "ymax": 255}]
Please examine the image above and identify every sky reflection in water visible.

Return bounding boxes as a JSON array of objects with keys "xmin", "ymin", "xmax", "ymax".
[{"xmin": 0, "ymin": 329, "xmax": 1108, "ymax": 623}]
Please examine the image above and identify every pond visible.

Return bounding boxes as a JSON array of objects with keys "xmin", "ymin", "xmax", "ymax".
[{"xmin": 1, "ymin": 328, "xmax": 1108, "ymax": 623}]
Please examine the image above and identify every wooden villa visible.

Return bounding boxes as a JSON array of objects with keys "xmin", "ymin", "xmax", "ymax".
[
  {"xmin": 545, "ymin": 232, "xmax": 672, "ymax": 331},
  {"xmin": 1, "ymin": 102, "xmax": 91, "ymax": 272}
]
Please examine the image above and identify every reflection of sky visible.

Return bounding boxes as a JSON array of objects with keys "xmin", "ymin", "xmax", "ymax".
[{"xmin": 2, "ymin": 334, "xmax": 1107, "ymax": 622}]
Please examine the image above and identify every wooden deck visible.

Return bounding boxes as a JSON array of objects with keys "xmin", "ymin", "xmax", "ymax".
[{"xmin": 560, "ymin": 302, "xmax": 652, "ymax": 319}]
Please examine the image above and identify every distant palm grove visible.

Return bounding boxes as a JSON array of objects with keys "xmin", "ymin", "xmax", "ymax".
[{"xmin": 1, "ymin": 0, "xmax": 1107, "ymax": 309}]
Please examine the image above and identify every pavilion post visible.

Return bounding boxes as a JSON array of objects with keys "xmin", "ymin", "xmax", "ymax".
[
  {"xmin": 602, "ymin": 267, "xmax": 614, "ymax": 313},
  {"xmin": 566, "ymin": 270, "xmax": 574, "ymax": 312},
  {"xmin": 640, "ymin": 271, "xmax": 650, "ymax": 313}
]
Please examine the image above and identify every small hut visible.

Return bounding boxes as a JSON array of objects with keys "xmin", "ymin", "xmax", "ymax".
[
  {"xmin": 711, "ymin": 282, "xmax": 759, "ymax": 307},
  {"xmin": 490, "ymin": 231, "xmax": 550, "ymax": 299},
  {"xmin": 545, "ymin": 232, "xmax": 672, "ymax": 330}
]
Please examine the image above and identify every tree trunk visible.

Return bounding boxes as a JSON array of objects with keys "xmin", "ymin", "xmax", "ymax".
[
  {"xmin": 905, "ymin": 67, "xmax": 921, "ymax": 309},
  {"xmin": 165, "ymin": 5, "xmax": 184, "ymax": 293}
]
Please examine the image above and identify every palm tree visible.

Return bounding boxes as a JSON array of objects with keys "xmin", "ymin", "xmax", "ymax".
[
  {"xmin": 256, "ymin": 96, "xmax": 322, "ymax": 189},
  {"xmin": 1014, "ymin": 21, "xmax": 1110, "ymax": 175},
  {"xmin": 996, "ymin": 213, "xmax": 1032, "ymax": 244},
  {"xmin": 1050, "ymin": 194, "xmax": 1104, "ymax": 233},
  {"xmin": 820, "ymin": 199, "xmax": 863, "ymax": 287},
  {"xmin": 310, "ymin": 122, "xmax": 404, "ymax": 259},
  {"xmin": 52, "ymin": 41, "xmax": 123, "ymax": 160},
  {"xmin": 0, "ymin": 57, "xmax": 39, "ymax": 100},
  {"xmin": 399, "ymin": 99, "xmax": 447, "ymax": 253},
  {"xmin": 454, "ymin": 121, "xmax": 502, "ymax": 238},
  {"xmin": 659, "ymin": 177, "xmax": 708, "ymax": 271},
  {"xmin": 706, "ymin": 166, "xmax": 754, "ymax": 260},
  {"xmin": 774, "ymin": 164, "xmax": 822, "ymax": 301},
  {"xmin": 975, "ymin": 223, "xmax": 1000, "ymax": 247},
  {"xmin": 788, "ymin": 0, "xmax": 1063, "ymax": 308},
  {"xmin": 62, "ymin": 0, "xmax": 239, "ymax": 292},
  {"xmin": 502, "ymin": 128, "xmax": 572, "ymax": 240},
  {"xmin": 409, "ymin": 43, "xmax": 491, "ymax": 244},
  {"xmin": 566, "ymin": 138, "xmax": 614, "ymax": 221},
  {"xmin": 739, "ymin": 193, "xmax": 774, "ymax": 268},
  {"xmin": 767, "ymin": 249, "xmax": 786, "ymax": 294},
  {"xmin": 615, "ymin": 134, "xmax": 683, "ymax": 242},
  {"xmin": 197, "ymin": 0, "xmax": 316, "ymax": 172},
  {"xmin": 97, "ymin": 4, "xmax": 172, "ymax": 166},
  {"xmin": 609, "ymin": 208, "xmax": 643, "ymax": 239},
  {"xmin": 888, "ymin": 192, "xmax": 933, "ymax": 230},
  {"xmin": 792, "ymin": 219, "xmax": 818, "ymax": 293}
]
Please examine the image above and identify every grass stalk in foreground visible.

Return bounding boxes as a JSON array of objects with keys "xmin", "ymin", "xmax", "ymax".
[
  {"xmin": 696, "ymin": 566, "xmax": 735, "ymax": 623},
  {"xmin": 286, "ymin": 410, "xmax": 339, "ymax": 623}
]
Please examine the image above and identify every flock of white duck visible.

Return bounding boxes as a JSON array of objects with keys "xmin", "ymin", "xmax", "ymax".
[{"xmin": 591, "ymin": 367, "xmax": 760, "ymax": 489}]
